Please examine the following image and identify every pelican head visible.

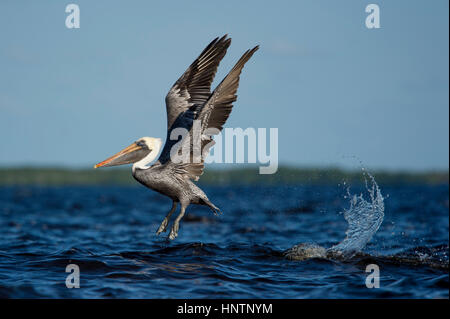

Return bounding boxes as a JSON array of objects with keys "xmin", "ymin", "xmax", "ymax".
[{"xmin": 94, "ymin": 137, "xmax": 162, "ymax": 169}]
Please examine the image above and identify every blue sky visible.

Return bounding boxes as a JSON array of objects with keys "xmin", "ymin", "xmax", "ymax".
[{"xmin": 0, "ymin": 0, "xmax": 448, "ymax": 170}]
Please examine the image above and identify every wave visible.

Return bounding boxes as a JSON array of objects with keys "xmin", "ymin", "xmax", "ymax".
[{"xmin": 285, "ymin": 244, "xmax": 449, "ymax": 270}]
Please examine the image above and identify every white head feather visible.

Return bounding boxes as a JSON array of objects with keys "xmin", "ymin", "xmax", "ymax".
[{"xmin": 132, "ymin": 137, "xmax": 162, "ymax": 172}]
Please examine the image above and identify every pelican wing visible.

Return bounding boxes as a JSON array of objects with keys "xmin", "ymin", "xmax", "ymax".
[
  {"xmin": 172, "ymin": 46, "xmax": 259, "ymax": 181},
  {"xmin": 164, "ymin": 35, "xmax": 231, "ymax": 130},
  {"xmin": 199, "ymin": 46, "xmax": 259, "ymax": 134}
]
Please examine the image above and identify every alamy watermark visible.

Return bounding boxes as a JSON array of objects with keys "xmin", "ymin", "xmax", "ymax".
[
  {"xmin": 365, "ymin": 264, "xmax": 380, "ymax": 288},
  {"xmin": 65, "ymin": 264, "xmax": 80, "ymax": 288},
  {"xmin": 365, "ymin": 4, "xmax": 380, "ymax": 29},
  {"xmin": 168, "ymin": 121, "xmax": 278, "ymax": 174},
  {"xmin": 65, "ymin": 4, "xmax": 80, "ymax": 29}
]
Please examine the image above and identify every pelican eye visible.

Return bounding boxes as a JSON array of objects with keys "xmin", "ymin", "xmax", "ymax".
[{"xmin": 136, "ymin": 141, "xmax": 146, "ymax": 148}]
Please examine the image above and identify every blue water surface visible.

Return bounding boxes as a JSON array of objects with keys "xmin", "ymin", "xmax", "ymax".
[{"xmin": 0, "ymin": 183, "xmax": 448, "ymax": 298}]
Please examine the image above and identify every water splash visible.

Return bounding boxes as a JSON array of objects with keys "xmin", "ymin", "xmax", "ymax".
[
  {"xmin": 328, "ymin": 171, "xmax": 384, "ymax": 257},
  {"xmin": 285, "ymin": 171, "xmax": 385, "ymax": 260}
]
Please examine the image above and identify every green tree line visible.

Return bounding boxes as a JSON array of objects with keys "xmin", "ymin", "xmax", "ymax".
[{"xmin": 0, "ymin": 166, "xmax": 447, "ymax": 186}]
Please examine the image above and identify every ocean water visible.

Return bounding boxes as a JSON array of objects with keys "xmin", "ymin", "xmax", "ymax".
[{"xmin": 0, "ymin": 180, "xmax": 448, "ymax": 298}]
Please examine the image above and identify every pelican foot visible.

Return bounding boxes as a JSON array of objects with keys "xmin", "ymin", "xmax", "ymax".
[
  {"xmin": 156, "ymin": 218, "xmax": 170, "ymax": 235},
  {"xmin": 213, "ymin": 207, "xmax": 222, "ymax": 216},
  {"xmin": 168, "ymin": 223, "xmax": 180, "ymax": 240}
]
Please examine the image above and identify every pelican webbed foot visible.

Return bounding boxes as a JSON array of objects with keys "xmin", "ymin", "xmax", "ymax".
[
  {"xmin": 156, "ymin": 218, "xmax": 170, "ymax": 235},
  {"xmin": 167, "ymin": 204, "xmax": 186, "ymax": 240},
  {"xmin": 168, "ymin": 222, "xmax": 180, "ymax": 240},
  {"xmin": 156, "ymin": 201, "xmax": 178, "ymax": 236}
]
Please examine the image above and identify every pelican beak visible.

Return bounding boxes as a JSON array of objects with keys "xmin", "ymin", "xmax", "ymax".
[{"xmin": 94, "ymin": 142, "xmax": 144, "ymax": 168}]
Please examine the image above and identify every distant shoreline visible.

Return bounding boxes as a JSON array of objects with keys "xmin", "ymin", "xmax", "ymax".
[{"xmin": 0, "ymin": 166, "xmax": 448, "ymax": 186}]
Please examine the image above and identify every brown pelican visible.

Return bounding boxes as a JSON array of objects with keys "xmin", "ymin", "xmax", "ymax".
[{"xmin": 94, "ymin": 35, "xmax": 258, "ymax": 240}]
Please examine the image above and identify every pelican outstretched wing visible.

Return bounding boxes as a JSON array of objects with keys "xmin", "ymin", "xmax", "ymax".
[
  {"xmin": 164, "ymin": 35, "xmax": 231, "ymax": 130},
  {"xmin": 198, "ymin": 46, "xmax": 259, "ymax": 134},
  {"xmin": 168, "ymin": 46, "xmax": 259, "ymax": 181}
]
